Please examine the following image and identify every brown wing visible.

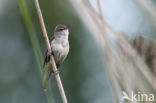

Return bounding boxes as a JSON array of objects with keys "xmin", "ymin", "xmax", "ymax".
[
  {"xmin": 43, "ymin": 37, "xmax": 55, "ymax": 67},
  {"xmin": 44, "ymin": 50, "xmax": 63, "ymax": 68},
  {"xmin": 43, "ymin": 50, "xmax": 50, "ymax": 67}
]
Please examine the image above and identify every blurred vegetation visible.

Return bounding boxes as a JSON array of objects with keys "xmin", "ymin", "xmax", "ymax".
[{"xmin": 0, "ymin": 0, "xmax": 155, "ymax": 103}]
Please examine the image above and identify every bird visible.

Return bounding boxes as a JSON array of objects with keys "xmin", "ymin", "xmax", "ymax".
[{"xmin": 43, "ymin": 24, "xmax": 70, "ymax": 90}]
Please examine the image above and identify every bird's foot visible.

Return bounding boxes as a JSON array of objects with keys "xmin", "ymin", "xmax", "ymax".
[
  {"xmin": 52, "ymin": 70, "xmax": 59, "ymax": 76},
  {"xmin": 48, "ymin": 51, "xmax": 53, "ymax": 56}
]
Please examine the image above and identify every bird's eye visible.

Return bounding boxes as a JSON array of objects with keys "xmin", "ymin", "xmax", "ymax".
[{"xmin": 59, "ymin": 29, "xmax": 64, "ymax": 31}]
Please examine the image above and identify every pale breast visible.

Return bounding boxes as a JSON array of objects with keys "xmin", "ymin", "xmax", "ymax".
[{"xmin": 51, "ymin": 40, "xmax": 69, "ymax": 63}]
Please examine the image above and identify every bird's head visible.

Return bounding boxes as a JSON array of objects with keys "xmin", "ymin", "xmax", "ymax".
[{"xmin": 54, "ymin": 24, "xmax": 70, "ymax": 37}]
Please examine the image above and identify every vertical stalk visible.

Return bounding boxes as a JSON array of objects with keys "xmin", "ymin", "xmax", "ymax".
[{"xmin": 34, "ymin": 0, "xmax": 68, "ymax": 103}]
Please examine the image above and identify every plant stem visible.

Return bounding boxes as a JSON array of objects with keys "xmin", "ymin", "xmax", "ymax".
[{"xmin": 34, "ymin": 0, "xmax": 68, "ymax": 103}]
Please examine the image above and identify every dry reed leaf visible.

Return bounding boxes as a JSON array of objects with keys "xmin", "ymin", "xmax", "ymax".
[
  {"xmin": 132, "ymin": 36, "xmax": 156, "ymax": 75},
  {"xmin": 69, "ymin": 0, "xmax": 156, "ymax": 102}
]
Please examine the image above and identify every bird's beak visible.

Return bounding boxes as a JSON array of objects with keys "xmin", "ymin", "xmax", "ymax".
[{"xmin": 66, "ymin": 25, "xmax": 71, "ymax": 29}]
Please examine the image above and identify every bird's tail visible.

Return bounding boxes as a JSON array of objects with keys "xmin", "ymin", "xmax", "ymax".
[{"xmin": 43, "ymin": 69, "xmax": 52, "ymax": 91}]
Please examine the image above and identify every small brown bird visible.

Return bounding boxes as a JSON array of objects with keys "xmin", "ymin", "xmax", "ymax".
[{"xmin": 43, "ymin": 24, "xmax": 70, "ymax": 90}]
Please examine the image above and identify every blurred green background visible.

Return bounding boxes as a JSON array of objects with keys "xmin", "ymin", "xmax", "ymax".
[{"xmin": 0, "ymin": 0, "xmax": 155, "ymax": 103}]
